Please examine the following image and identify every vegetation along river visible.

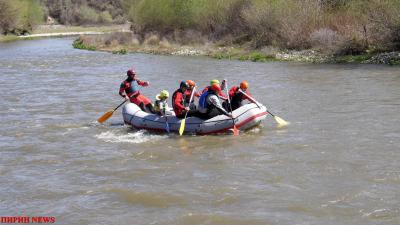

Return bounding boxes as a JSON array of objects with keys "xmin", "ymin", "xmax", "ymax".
[{"xmin": 1, "ymin": 38, "xmax": 400, "ymax": 225}]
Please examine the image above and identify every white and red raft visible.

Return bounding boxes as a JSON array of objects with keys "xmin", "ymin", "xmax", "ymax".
[{"xmin": 122, "ymin": 103, "xmax": 268, "ymax": 135}]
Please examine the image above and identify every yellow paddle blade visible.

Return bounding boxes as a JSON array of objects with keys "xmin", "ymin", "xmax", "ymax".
[
  {"xmin": 179, "ymin": 119, "xmax": 186, "ymax": 136},
  {"xmin": 97, "ymin": 110, "xmax": 114, "ymax": 123},
  {"xmin": 274, "ymin": 115, "xmax": 289, "ymax": 127}
]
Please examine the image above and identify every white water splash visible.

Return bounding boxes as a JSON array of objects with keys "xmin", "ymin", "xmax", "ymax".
[{"xmin": 95, "ymin": 130, "xmax": 167, "ymax": 143}]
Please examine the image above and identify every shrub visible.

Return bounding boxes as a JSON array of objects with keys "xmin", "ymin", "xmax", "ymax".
[
  {"xmin": 78, "ymin": 5, "xmax": 99, "ymax": 24},
  {"xmin": 310, "ymin": 28, "xmax": 343, "ymax": 53},
  {"xmin": 99, "ymin": 11, "xmax": 113, "ymax": 24},
  {"xmin": 242, "ymin": 0, "xmax": 282, "ymax": 48},
  {"xmin": 73, "ymin": 38, "xmax": 96, "ymax": 51},
  {"xmin": 143, "ymin": 33, "xmax": 160, "ymax": 45},
  {"xmin": 44, "ymin": 0, "xmax": 125, "ymax": 25},
  {"xmin": 127, "ymin": 0, "xmax": 195, "ymax": 34},
  {"xmin": 363, "ymin": 0, "xmax": 400, "ymax": 51},
  {"xmin": 112, "ymin": 49, "xmax": 127, "ymax": 54},
  {"xmin": 0, "ymin": 0, "xmax": 44, "ymax": 35},
  {"xmin": 0, "ymin": 0, "xmax": 18, "ymax": 34}
]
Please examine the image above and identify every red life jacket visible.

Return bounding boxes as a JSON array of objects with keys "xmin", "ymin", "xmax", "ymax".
[
  {"xmin": 172, "ymin": 89, "xmax": 186, "ymax": 117},
  {"xmin": 120, "ymin": 79, "xmax": 140, "ymax": 97}
]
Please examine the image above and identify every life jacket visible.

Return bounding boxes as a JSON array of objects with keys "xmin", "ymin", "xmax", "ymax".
[
  {"xmin": 172, "ymin": 89, "xmax": 185, "ymax": 116},
  {"xmin": 199, "ymin": 91, "xmax": 209, "ymax": 109},
  {"xmin": 230, "ymin": 86, "xmax": 244, "ymax": 103},
  {"xmin": 123, "ymin": 79, "xmax": 140, "ymax": 97},
  {"xmin": 154, "ymin": 99, "xmax": 167, "ymax": 113}
]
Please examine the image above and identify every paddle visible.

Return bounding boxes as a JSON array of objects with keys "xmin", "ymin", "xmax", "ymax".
[
  {"xmin": 97, "ymin": 99, "xmax": 127, "ymax": 123},
  {"xmin": 225, "ymin": 80, "xmax": 239, "ymax": 135},
  {"xmin": 163, "ymin": 107, "xmax": 170, "ymax": 133},
  {"xmin": 238, "ymin": 89, "xmax": 289, "ymax": 126},
  {"xmin": 179, "ymin": 86, "xmax": 196, "ymax": 136}
]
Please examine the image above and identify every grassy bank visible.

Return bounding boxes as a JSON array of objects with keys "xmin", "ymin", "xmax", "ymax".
[
  {"xmin": 0, "ymin": 24, "xmax": 130, "ymax": 43},
  {"xmin": 70, "ymin": 0, "xmax": 400, "ymax": 64},
  {"xmin": 125, "ymin": 0, "xmax": 400, "ymax": 55},
  {"xmin": 0, "ymin": 34, "xmax": 19, "ymax": 42},
  {"xmin": 72, "ymin": 33, "xmax": 400, "ymax": 65},
  {"xmin": 33, "ymin": 24, "xmax": 130, "ymax": 34}
]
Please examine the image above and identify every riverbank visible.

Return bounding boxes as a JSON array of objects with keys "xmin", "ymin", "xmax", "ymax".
[
  {"xmin": 72, "ymin": 33, "xmax": 400, "ymax": 65},
  {"xmin": 0, "ymin": 24, "xmax": 130, "ymax": 42}
]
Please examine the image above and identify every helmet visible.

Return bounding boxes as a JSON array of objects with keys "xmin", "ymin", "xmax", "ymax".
[
  {"xmin": 127, "ymin": 69, "xmax": 136, "ymax": 76},
  {"xmin": 160, "ymin": 90, "xmax": 169, "ymax": 98},
  {"xmin": 210, "ymin": 83, "xmax": 221, "ymax": 92},
  {"xmin": 240, "ymin": 81, "xmax": 249, "ymax": 90},
  {"xmin": 210, "ymin": 79, "xmax": 220, "ymax": 85},
  {"xmin": 186, "ymin": 79, "xmax": 196, "ymax": 87},
  {"xmin": 156, "ymin": 90, "xmax": 169, "ymax": 100},
  {"xmin": 180, "ymin": 80, "xmax": 189, "ymax": 89}
]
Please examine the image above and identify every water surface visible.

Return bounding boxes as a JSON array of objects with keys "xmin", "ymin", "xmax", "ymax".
[{"xmin": 1, "ymin": 38, "xmax": 400, "ymax": 225}]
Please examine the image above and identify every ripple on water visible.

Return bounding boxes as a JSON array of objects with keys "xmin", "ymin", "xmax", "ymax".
[
  {"xmin": 177, "ymin": 213, "xmax": 268, "ymax": 225},
  {"xmin": 107, "ymin": 188, "xmax": 187, "ymax": 208},
  {"xmin": 95, "ymin": 129, "xmax": 167, "ymax": 144}
]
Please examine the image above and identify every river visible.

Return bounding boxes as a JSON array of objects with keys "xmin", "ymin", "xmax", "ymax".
[{"xmin": 1, "ymin": 38, "xmax": 399, "ymax": 225}]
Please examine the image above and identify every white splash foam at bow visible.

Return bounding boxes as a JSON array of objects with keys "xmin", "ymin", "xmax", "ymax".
[{"xmin": 95, "ymin": 130, "xmax": 166, "ymax": 143}]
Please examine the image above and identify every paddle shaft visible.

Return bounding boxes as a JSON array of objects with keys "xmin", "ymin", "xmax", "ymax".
[
  {"xmin": 163, "ymin": 106, "xmax": 170, "ymax": 133},
  {"xmin": 225, "ymin": 81, "xmax": 236, "ymax": 121},
  {"xmin": 114, "ymin": 85, "xmax": 144, "ymax": 112},
  {"xmin": 183, "ymin": 86, "xmax": 196, "ymax": 118},
  {"xmin": 238, "ymin": 89, "xmax": 279, "ymax": 117},
  {"xmin": 238, "ymin": 89, "xmax": 262, "ymax": 107},
  {"xmin": 179, "ymin": 86, "xmax": 196, "ymax": 135},
  {"xmin": 114, "ymin": 99, "xmax": 128, "ymax": 112}
]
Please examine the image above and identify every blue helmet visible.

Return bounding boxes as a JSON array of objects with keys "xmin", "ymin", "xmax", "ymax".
[{"xmin": 180, "ymin": 80, "xmax": 189, "ymax": 89}]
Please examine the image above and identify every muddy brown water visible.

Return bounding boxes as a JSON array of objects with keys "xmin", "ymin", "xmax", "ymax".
[{"xmin": 1, "ymin": 38, "xmax": 400, "ymax": 225}]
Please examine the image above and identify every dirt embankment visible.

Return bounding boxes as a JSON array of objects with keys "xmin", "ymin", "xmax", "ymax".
[{"xmin": 72, "ymin": 32, "xmax": 400, "ymax": 65}]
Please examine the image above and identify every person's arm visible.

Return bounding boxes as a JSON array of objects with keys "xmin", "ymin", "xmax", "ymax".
[
  {"xmin": 221, "ymin": 79, "xmax": 226, "ymax": 90},
  {"xmin": 209, "ymin": 95, "xmax": 230, "ymax": 116},
  {"xmin": 219, "ymin": 92, "xmax": 228, "ymax": 100},
  {"xmin": 136, "ymin": 79, "xmax": 149, "ymax": 87},
  {"xmin": 119, "ymin": 82, "xmax": 129, "ymax": 100},
  {"xmin": 242, "ymin": 90, "xmax": 255, "ymax": 103}
]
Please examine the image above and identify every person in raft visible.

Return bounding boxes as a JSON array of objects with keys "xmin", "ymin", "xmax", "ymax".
[
  {"xmin": 198, "ymin": 83, "xmax": 232, "ymax": 119},
  {"xmin": 172, "ymin": 81, "xmax": 203, "ymax": 119},
  {"xmin": 228, "ymin": 80, "xmax": 256, "ymax": 110},
  {"xmin": 201, "ymin": 79, "xmax": 228, "ymax": 102},
  {"xmin": 119, "ymin": 68, "xmax": 155, "ymax": 113},
  {"xmin": 184, "ymin": 80, "xmax": 201, "ymax": 109},
  {"xmin": 154, "ymin": 90, "xmax": 171, "ymax": 116}
]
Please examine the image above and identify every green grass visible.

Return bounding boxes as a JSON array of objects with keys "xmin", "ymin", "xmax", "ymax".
[
  {"xmin": 0, "ymin": 35, "xmax": 19, "ymax": 42},
  {"xmin": 248, "ymin": 52, "xmax": 276, "ymax": 62},
  {"xmin": 211, "ymin": 49, "xmax": 277, "ymax": 62},
  {"xmin": 389, "ymin": 58, "xmax": 400, "ymax": 65},
  {"xmin": 112, "ymin": 48, "xmax": 128, "ymax": 54},
  {"xmin": 72, "ymin": 39, "xmax": 96, "ymax": 51},
  {"xmin": 334, "ymin": 54, "xmax": 372, "ymax": 63},
  {"xmin": 33, "ymin": 25, "xmax": 128, "ymax": 34}
]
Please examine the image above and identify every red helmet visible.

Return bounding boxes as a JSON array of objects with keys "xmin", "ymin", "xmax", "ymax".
[
  {"xmin": 211, "ymin": 83, "xmax": 222, "ymax": 92},
  {"xmin": 127, "ymin": 69, "xmax": 136, "ymax": 76}
]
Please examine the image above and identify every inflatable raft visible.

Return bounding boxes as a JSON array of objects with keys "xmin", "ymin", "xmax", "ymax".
[{"xmin": 122, "ymin": 103, "xmax": 268, "ymax": 135}]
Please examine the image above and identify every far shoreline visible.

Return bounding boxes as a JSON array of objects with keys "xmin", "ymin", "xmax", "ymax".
[
  {"xmin": 2, "ymin": 25, "xmax": 399, "ymax": 65},
  {"xmin": 72, "ymin": 32, "xmax": 400, "ymax": 65},
  {"xmin": 0, "ymin": 24, "xmax": 130, "ymax": 42}
]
